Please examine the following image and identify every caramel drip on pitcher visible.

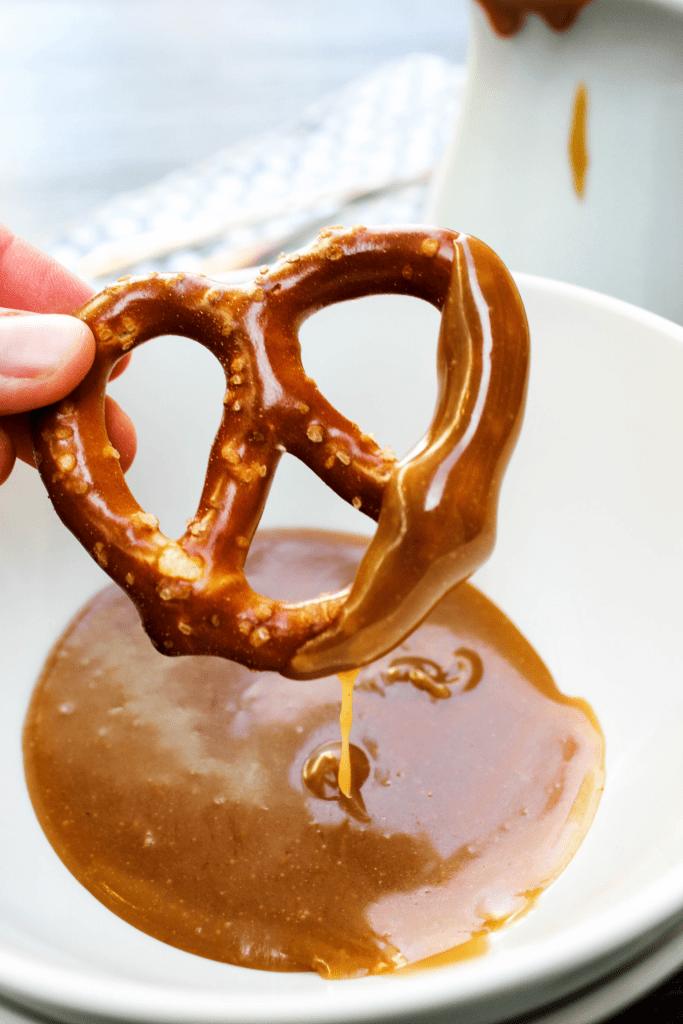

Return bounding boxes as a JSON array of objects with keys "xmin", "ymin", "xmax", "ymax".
[
  {"xmin": 475, "ymin": 0, "xmax": 593, "ymax": 36},
  {"xmin": 569, "ymin": 82, "xmax": 589, "ymax": 198}
]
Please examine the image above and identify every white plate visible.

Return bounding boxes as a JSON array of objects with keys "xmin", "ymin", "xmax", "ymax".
[
  {"xmin": 527, "ymin": 914, "xmax": 683, "ymax": 1024},
  {"xmin": 2, "ymin": 273, "xmax": 683, "ymax": 1023}
]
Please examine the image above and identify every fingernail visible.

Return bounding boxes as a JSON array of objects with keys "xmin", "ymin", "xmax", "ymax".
[{"xmin": 0, "ymin": 314, "xmax": 89, "ymax": 380}]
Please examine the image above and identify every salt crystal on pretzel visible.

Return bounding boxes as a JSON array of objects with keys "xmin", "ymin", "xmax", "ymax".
[{"xmin": 31, "ymin": 226, "xmax": 529, "ymax": 680}]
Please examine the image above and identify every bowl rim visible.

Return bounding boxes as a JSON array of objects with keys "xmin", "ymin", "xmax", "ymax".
[{"xmin": 3, "ymin": 271, "xmax": 683, "ymax": 1023}]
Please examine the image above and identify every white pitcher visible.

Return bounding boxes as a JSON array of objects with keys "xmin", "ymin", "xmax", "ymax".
[{"xmin": 427, "ymin": 0, "xmax": 683, "ymax": 323}]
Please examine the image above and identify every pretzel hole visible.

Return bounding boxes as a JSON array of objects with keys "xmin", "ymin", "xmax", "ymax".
[
  {"xmin": 244, "ymin": 526, "xmax": 361, "ymax": 603},
  {"xmin": 299, "ymin": 294, "xmax": 440, "ymax": 461},
  {"xmin": 258, "ymin": 452, "xmax": 370, "ymax": 536},
  {"xmin": 107, "ymin": 335, "xmax": 225, "ymax": 538}
]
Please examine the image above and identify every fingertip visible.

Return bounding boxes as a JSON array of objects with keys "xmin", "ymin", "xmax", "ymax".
[
  {"xmin": 46, "ymin": 316, "xmax": 96, "ymax": 393},
  {"xmin": 104, "ymin": 396, "xmax": 137, "ymax": 473},
  {"xmin": 0, "ymin": 314, "xmax": 95, "ymax": 416},
  {"xmin": 59, "ymin": 317, "xmax": 96, "ymax": 393}
]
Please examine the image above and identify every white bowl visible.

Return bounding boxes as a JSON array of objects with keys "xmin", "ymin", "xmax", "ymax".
[{"xmin": 2, "ymin": 272, "xmax": 683, "ymax": 1023}]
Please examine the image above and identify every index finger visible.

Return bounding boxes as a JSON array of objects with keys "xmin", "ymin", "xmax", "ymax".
[{"xmin": 0, "ymin": 223, "xmax": 93, "ymax": 314}]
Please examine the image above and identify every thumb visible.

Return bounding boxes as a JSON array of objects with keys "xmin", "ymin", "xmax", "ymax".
[{"xmin": 0, "ymin": 312, "xmax": 94, "ymax": 416}]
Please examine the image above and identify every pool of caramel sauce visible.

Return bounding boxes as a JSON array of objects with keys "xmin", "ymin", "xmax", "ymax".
[{"xmin": 23, "ymin": 529, "xmax": 604, "ymax": 979}]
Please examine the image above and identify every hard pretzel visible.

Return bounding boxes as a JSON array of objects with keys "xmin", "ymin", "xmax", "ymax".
[{"xmin": 32, "ymin": 226, "xmax": 529, "ymax": 680}]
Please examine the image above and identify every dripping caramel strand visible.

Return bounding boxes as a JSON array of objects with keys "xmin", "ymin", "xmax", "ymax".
[{"xmin": 337, "ymin": 668, "xmax": 360, "ymax": 797}]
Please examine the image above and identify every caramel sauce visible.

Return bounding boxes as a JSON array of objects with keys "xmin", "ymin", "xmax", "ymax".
[
  {"xmin": 23, "ymin": 530, "xmax": 604, "ymax": 979},
  {"xmin": 569, "ymin": 82, "xmax": 589, "ymax": 198},
  {"xmin": 404, "ymin": 932, "xmax": 490, "ymax": 972},
  {"xmin": 475, "ymin": 0, "xmax": 592, "ymax": 36}
]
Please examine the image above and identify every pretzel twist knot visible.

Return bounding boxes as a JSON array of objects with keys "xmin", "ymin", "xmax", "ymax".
[{"xmin": 32, "ymin": 226, "xmax": 529, "ymax": 679}]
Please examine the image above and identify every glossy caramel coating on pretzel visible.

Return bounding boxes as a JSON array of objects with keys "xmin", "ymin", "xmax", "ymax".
[
  {"xmin": 32, "ymin": 226, "xmax": 529, "ymax": 679},
  {"xmin": 475, "ymin": 0, "xmax": 592, "ymax": 36}
]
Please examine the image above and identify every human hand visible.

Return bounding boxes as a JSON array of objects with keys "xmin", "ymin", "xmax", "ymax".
[{"xmin": 0, "ymin": 224, "xmax": 136, "ymax": 484}]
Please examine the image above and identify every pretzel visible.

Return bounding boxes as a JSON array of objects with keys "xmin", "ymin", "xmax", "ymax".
[{"xmin": 31, "ymin": 226, "xmax": 529, "ymax": 680}]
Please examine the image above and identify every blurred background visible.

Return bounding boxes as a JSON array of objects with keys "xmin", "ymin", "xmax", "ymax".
[{"xmin": 0, "ymin": 0, "xmax": 468, "ymax": 248}]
